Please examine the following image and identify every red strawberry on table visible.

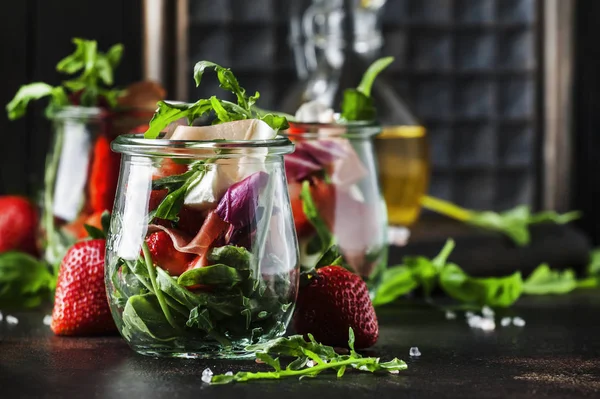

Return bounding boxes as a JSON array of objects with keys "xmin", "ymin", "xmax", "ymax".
[
  {"xmin": 145, "ymin": 231, "xmax": 195, "ymax": 276},
  {"xmin": 0, "ymin": 196, "xmax": 38, "ymax": 255},
  {"xmin": 51, "ymin": 239, "xmax": 116, "ymax": 336},
  {"xmin": 293, "ymin": 265, "xmax": 379, "ymax": 349}
]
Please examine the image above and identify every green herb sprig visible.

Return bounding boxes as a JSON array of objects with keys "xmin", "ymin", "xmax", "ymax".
[
  {"xmin": 421, "ymin": 196, "xmax": 581, "ymax": 247},
  {"xmin": 373, "ymin": 239, "xmax": 598, "ymax": 308},
  {"xmin": 144, "ymin": 61, "xmax": 288, "ymax": 139},
  {"xmin": 6, "ymin": 38, "xmax": 124, "ymax": 120},
  {"xmin": 0, "ymin": 252, "xmax": 55, "ymax": 309},
  {"xmin": 340, "ymin": 56, "xmax": 394, "ymax": 121},
  {"xmin": 210, "ymin": 328, "xmax": 407, "ymax": 384}
]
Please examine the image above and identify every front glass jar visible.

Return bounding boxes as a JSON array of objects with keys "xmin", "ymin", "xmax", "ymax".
[
  {"xmin": 42, "ymin": 106, "xmax": 153, "ymax": 266},
  {"xmin": 283, "ymin": 122, "xmax": 388, "ymax": 291},
  {"xmin": 106, "ymin": 134, "xmax": 299, "ymax": 358}
]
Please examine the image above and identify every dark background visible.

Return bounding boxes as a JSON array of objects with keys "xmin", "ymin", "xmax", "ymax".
[{"xmin": 0, "ymin": 0, "xmax": 598, "ymax": 243}]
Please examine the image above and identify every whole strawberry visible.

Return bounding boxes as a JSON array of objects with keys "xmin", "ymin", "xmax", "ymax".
[
  {"xmin": 0, "ymin": 196, "xmax": 38, "ymax": 255},
  {"xmin": 293, "ymin": 265, "xmax": 379, "ymax": 349},
  {"xmin": 51, "ymin": 239, "xmax": 116, "ymax": 336}
]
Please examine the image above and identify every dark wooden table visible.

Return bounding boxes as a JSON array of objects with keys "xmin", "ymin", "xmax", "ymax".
[{"xmin": 2, "ymin": 291, "xmax": 600, "ymax": 399}]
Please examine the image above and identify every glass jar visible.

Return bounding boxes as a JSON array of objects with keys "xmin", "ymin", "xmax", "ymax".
[
  {"xmin": 106, "ymin": 134, "xmax": 299, "ymax": 358},
  {"xmin": 285, "ymin": 0, "xmax": 430, "ymax": 229},
  {"xmin": 283, "ymin": 122, "xmax": 388, "ymax": 291},
  {"xmin": 41, "ymin": 106, "xmax": 153, "ymax": 266}
]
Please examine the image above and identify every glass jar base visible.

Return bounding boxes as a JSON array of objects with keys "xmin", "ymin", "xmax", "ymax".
[{"xmin": 132, "ymin": 346, "xmax": 255, "ymax": 360}]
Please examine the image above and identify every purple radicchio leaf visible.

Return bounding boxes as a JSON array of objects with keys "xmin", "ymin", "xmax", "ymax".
[
  {"xmin": 216, "ymin": 171, "xmax": 269, "ymax": 229},
  {"xmin": 284, "ymin": 139, "xmax": 348, "ymax": 182}
]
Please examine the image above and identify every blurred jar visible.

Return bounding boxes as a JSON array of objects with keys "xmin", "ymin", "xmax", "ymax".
[
  {"xmin": 41, "ymin": 106, "xmax": 154, "ymax": 266},
  {"xmin": 283, "ymin": 121, "xmax": 388, "ymax": 291},
  {"xmin": 285, "ymin": 0, "xmax": 430, "ymax": 229}
]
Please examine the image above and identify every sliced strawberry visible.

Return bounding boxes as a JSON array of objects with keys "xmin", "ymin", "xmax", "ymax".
[
  {"xmin": 145, "ymin": 231, "xmax": 195, "ymax": 276},
  {"xmin": 148, "ymin": 189, "xmax": 168, "ymax": 212},
  {"xmin": 152, "ymin": 158, "xmax": 188, "ymax": 180},
  {"xmin": 88, "ymin": 134, "xmax": 121, "ymax": 214}
]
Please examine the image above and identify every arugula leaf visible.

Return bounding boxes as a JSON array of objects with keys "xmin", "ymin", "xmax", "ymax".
[
  {"xmin": 177, "ymin": 264, "xmax": 243, "ymax": 288},
  {"xmin": 421, "ymin": 196, "xmax": 581, "ymax": 246},
  {"xmin": 7, "ymin": 38, "xmax": 123, "ymax": 121},
  {"xmin": 340, "ymin": 56, "xmax": 394, "ymax": 121},
  {"xmin": 210, "ymin": 328, "xmax": 407, "ymax": 384},
  {"xmin": 0, "ymin": 252, "xmax": 56, "ymax": 309},
  {"xmin": 6, "ymin": 83, "xmax": 69, "ymax": 120},
  {"xmin": 522, "ymin": 264, "xmax": 578, "ymax": 295},
  {"xmin": 144, "ymin": 60, "xmax": 288, "ymax": 139},
  {"xmin": 439, "ymin": 264, "xmax": 523, "ymax": 307}
]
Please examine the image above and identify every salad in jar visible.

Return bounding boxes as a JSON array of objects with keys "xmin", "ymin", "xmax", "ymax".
[
  {"xmin": 105, "ymin": 62, "xmax": 299, "ymax": 358},
  {"xmin": 283, "ymin": 57, "xmax": 394, "ymax": 290}
]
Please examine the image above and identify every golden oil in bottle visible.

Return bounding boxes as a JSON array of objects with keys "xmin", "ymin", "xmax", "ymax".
[{"xmin": 375, "ymin": 125, "xmax": 430, "ymax": 226}]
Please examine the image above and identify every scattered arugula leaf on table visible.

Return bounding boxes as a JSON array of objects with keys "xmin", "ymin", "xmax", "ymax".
[
  {"xmin": 6, "ymin": 38, "xmax": 123, "ymax": 119},
  {"xmin": 209, "ymin": 328, "xmax": 407, "ymax": 384},
  {"xmin": 143, "ymin": 61, "xmax": 289, "ymax": 139},
  {"xmin": 340, "ymin": 56, "xmax": 394, "ymax": 121},
  {"xmin": 421, "ymin": 196, "xmax": 581, "ymax": 247}
]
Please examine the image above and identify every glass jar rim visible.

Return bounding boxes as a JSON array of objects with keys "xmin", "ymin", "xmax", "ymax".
[
  {"xmin": 111, "ymin": 134, "xmax": 295, "ymax": 157},
  {"xmin": 50, "ymin": 105, "xmax": 106, "ymax": 121},
  {"xmin": 283, "ymin": 120, "xmax": 381, "ymax": 139}
]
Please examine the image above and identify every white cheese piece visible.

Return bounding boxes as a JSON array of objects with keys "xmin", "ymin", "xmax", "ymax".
[
  {"xmin": 169, "ymin": 120, "xmax": 276, "ymax": 208},
  {"xmin": 295, "ymin": 101, "xmax": 335, "ymax": 123}
]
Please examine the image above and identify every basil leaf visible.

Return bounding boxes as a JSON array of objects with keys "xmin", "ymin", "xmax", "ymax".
[
  {"xmin": 207, "ymin": 246, "xmax": 254, "ymax": 271},
  {"xmin": 439, "ymin": 264, "xmax": 523, "ymax": 307},
  {"xmin": 372, "ymin": 266, "xmax": 418, "ymax": 306},
  {"xmin": 177, "ymin": 264, "xmax": 242, "ymax": 288},
  {"xmin": 523, "ymin": 264, "xmax": 578, "ymax": 295},
  {"xmin": 0, "ymin": 252, "xmax": 55, "ymax": 309},
  {"xmin": 121, "ymin": 293, "xmax": 179, "ymax": 341}
]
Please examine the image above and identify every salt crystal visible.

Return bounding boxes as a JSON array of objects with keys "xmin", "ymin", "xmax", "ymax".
[
  {"xmin": 6, "ymin": 315, "xmax": 18, "ymax": 325},
  {"xmin": 388, "ymin": 370, "xmax": 400, "ymax": 374},
  {"xmin": 512, "ymin": 317, "xmax": 526, "ymax": 327},
  {"xmin": 306, "ymin": 360, "xmax": 315, "ymax": 368},
  {"xmin": 43, "ymin": 315, "xmax": 52, "ymax": 326},
  {"xmin": 467, "ymin": 314, "xmax": 495, "ymax": 331},
  {"xmin": 201, "ymin": 368, "xmax": 213, "ymax": 384},
  {"xmin": 481, "ymin": 306, "xmax": 495, "ymax": 319},
  {"xmin": 409, "ymin": 347, "xmax": 421, "ymax": 357},
  {"xmin": 225, "ymin": 371, "xmax": 233, "ymax": 376},
  {"xmin": 500, "ymin": 317, "xmax": 511, "ymax": 327},
  {"xmin": 445, "ymin": 310, "xmax": 456, "ymax": 320}
]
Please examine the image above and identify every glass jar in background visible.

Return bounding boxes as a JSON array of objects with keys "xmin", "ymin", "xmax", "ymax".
[
  {"xmin": 41, "ymin": 106, "xmax": 154, "ymax": 266},
  {"xmin": 283, "ymin": 122, "xmax": 388, "ymax": 291},
  {"xmin": 285, "ymin": 0, "xmax": 430, "ymax": 232},
  {"xmin": 106, "ymin": 134, "xmax": 299, "ymax": 358},
  {"xmin": 375, "ymin": 126, "xmax": 430, "ymax": 227}
]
